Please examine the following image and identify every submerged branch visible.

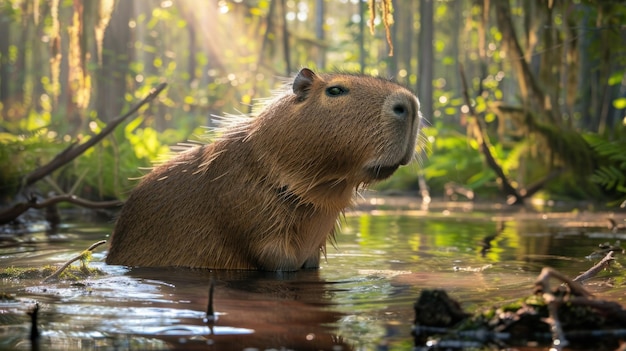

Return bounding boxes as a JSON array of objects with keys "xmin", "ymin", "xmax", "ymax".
[
  {"xmin": 573, "ymin": 251, "xmax": 615, "ymax": 283},
  {"xmin": 27, "ymin": 303, "xmax": 39, "ymax": 342},
  {"xmin": 43, "ymin": 240, "xmax": 107, "ymax": 283},
  {"xmin": 205, "ymin": 279, "xmax": 217, "ymax": 323}
]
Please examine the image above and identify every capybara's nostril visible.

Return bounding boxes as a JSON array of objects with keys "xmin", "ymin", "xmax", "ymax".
[
  {"xmin": 392, "ymin": 103, "xmax": 409, "ymax": 119},
  {"xmin": 393, "ymin": 104, "xmax": 408, "ymax": 117}
]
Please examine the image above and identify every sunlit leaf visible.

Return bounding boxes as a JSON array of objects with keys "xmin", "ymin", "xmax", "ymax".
[
  {"xmin": 613, "ymin": 97, "xmax": 626, "ymax": 109},
  {"xmin": 469, "ymin": 139, "xmax": 479, "ymax": 150},
  {"xmin": 444, "ymin": 107, "xmax": 457, "ymax": 115},
  {"xmin": 608, "ymin": 71, "xmax": 624, "ymax": 86}
]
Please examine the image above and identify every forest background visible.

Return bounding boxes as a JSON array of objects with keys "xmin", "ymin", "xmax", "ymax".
[{"xmin": 1, "ymin": 0, "xmax": 625, "ymax": 209}]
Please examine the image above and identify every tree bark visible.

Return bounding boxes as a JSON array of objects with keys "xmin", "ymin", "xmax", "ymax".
[
  {"xmin": 475, "ymin": 0, "xmax": 488, "ymax": 95},
  {"xmin": 314, "ymin": 0, "xmax": 325, "ymax": 69},
  {"xmin": 96, "ymin": 0, "xmax": 133, "ymax": 122},
  {"xmin": 279, "ymin": 0, "xmax": 291, "ymax": 75},
  {"xmin": 493, "ymin": 0, "xmax": 549, "ymax": 121},
  {"xmin": 248, "ymin": 0, "xmax": 277, "ymax": 113},
  {"xmin": 358, "ymin": 0, "xmax": 366, "ymax": 73},
  {"xmin": 0, "ymin": 6, "xmax": 12, "ymax": 108},
  {"xmin": 418, "ymin": 0, "xmax": 434, "ymax": 120},
  {"xmin": 401, "ymin": 1, "xmax": 413, "ymax": 84}
]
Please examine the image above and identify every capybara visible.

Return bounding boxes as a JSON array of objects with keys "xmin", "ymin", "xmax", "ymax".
[{"xmin": 106, "ymin": 68, "xmax": 422, "ymax": 270}]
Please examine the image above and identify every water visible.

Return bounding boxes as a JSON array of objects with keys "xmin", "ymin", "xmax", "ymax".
[{"xmin": 1, "ymin": 196, "xmax": 625, "ymax": 350}]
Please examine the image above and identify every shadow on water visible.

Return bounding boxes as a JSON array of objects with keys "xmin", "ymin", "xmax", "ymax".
[{"xmin": 1, "ymin": 196, "xmax": 626, "ymax": 350}]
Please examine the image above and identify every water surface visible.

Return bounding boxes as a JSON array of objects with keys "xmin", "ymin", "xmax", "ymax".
[{"xmin": 1, "ymin": 196, "xmax": 625, "ymax": 350}]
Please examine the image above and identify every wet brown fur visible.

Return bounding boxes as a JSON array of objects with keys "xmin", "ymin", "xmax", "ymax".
[{"xmin": 106, "ymin": 68, "xmax": 421, "ymax": 270}]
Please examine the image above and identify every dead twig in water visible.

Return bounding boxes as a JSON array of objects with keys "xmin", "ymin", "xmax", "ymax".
[
  {"xmin": 42, "ymin": 240, "xmax": 107, "ymax": 283},
  {"xmin": 534, "ymin": 267, "xmax": 594, "ymax": 350},
  {"xmin": 574, "ymin": 251, "xmax": 615, "ymax": 283},
  {"xmin": 27, "ymin": 303, "xmax": 39, "ymax": 342},
  {"xmin": 204, "ymin": 279, "xmax": 217, "ymax": 323},
  {"xmin": 535, "ymin": 267, "xmax": 593, "ymax": 298}
]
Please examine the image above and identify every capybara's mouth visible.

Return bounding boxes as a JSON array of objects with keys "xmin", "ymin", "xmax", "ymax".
[{"xmin": 365, "ymin": 164, "xmax": 400, "ymax": 180}]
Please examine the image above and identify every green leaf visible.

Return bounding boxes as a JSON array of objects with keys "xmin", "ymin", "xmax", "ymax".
[
  {"xmin": 613, "ymin": 97, "xmax": 626, "ymax": 109},
  {"xmin": 608, "ymin": 71, "xmax": 624, "ymax": 86}
]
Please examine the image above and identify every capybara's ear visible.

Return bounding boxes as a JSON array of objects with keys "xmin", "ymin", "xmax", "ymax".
[{"xmin": 293, "ymin": 68, "xmax": 316, "ymax": 101}]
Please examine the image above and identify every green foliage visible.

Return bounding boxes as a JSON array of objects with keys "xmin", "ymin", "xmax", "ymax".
[
  {"xmin": 0, "ymin": 110, "xmax": 173, "ymax": 201},
  {"xmin": 1, "ymin": 0, "xmax": 624, "ymax": 205},
  {"xmin": 376, "ymin": 124, "xmax": 509, "ymax": 198},
  {"xmin": 71, "ymin": 116, "xmax": 172, "ymax": 200},
  {"xmin": 585, "ymin": 130, "xmax": 626, "ymax": 206},
  {"xmin": 0, "ymin": 123, "xmax": 66, "ymax": 199}
]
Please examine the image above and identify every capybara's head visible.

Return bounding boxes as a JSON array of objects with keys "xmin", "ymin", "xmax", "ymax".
[{"xmin": 248, "ymin": 68, "xmax": 421, "ymax": 205}]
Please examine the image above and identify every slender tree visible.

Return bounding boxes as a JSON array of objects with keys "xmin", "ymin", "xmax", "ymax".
[
  {"xmin": 0, "ymin": 6, "xmax": 13, "ymax": 110},
  {"xmin": 314, "ymin": 0, "xmax": 325, "ymax": 69},
  {"xmin": 279, "ymin": 0, "xmax": 291, "ymax": 75},
  {"xmin": 96, "ymin": 0, "xmax": 133, "ymax": 122},
  {"xmin": 418, "ymin": 0, "xmax": 433, "ymax": 120}
]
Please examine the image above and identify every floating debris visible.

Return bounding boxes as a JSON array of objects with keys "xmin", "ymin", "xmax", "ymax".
[{"xmin": 413, "ymin": 252, "xmax": 626, "ymax": 350}]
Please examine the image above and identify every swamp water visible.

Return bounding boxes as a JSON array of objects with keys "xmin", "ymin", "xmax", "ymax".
[{"xmin": 1, "ymin": 196, "xmax": 625, "ymax": 350}]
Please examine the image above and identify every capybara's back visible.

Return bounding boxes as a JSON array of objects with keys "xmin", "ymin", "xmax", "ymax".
[{"xmin": 106, "ymin": 68, "xmax": 422, "ymax": 270}]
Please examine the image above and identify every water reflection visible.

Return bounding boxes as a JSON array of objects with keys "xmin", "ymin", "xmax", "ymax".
[{"xmin": 0, "ymin": 198, "xmax": 625, "ymax": 350}]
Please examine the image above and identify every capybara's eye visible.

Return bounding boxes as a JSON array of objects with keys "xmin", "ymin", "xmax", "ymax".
[{"xmin": 325, "ymin": 86, "xmax": 348, "ymax": 97}]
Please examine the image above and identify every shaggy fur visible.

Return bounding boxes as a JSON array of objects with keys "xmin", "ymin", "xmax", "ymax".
[{"xmin": 106, "ymin": 68, "xmax": 421, "ymax": 270}]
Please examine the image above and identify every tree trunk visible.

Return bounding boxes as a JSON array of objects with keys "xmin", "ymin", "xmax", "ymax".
[
  {"xmin": 449, "ymin": 0, "xmax": 462, "ymax": 98},
  {"xmin": 475, "ymin": 0, "xmax": 488, "ymax": 95},
  {"xmin": 358, "ymin": 0, "xmax": 366, "ymax": 73},
  {"xmin": 187, "ymin": 18, "xmax": 197, "ymax": 84},
  {"xmin": 314, "ymin": 0, "xmax": 325, "ymax": 69},
  {"xmin": 248, "ymin": 0, "xmax": 277, "ymax": 113},
  {"xmin": 0, "ymin": 6, "xmax": 12, "ymax": 110},
  {"xmin": 576, "ymin": 4, "xmax": 593, "ymax": 130},
  {"xmin": 96, "ymin": 0, "xmax": 133, "ymax": 122},
  {"xmin": 279, "ymin": 0, "xmax": 291, "ymax": 75},
  {"xmin": 494, "ymin": 0, "xmax": 549, "ymax": 120},
  {"xmin": 401, "ymin": 1, "xmax": 413, "ymax": 84},
  {"xmin": 12, "ymin": 2, "xmax": 29, "ymax": 109},
  {"xmin": 418, "ymin": 0, "xmax": 434, "ymax": 120}
]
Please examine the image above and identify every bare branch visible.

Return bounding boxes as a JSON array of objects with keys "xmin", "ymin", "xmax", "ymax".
[
  {"xmin": 0, "ymin": 194, "xmax": 122, "ymax": 225},
  {"xmin": 23, "ymin": 82, "xmax": 167, "ymax": 187},
  {"xmin": 459, "ymin": 63, "xmax": 523, "ymax": 204},
  {"xmin": 573, "ymin": 251, "xmax": 615, "ymax": 283},
  {"xmin": 43, "ymin": 240, "xmax": 107, "ymax": 282}
]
